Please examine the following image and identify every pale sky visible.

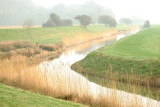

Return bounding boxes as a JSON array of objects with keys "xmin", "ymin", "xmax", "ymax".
[{"xmin": 32, "ymin": 0, "xmax": 160, "ymax": 24}]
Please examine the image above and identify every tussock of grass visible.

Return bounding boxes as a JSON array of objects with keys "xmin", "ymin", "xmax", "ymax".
[{"xmin": 39, "ymin": 44, "xmax": 56, "ymax": 51}]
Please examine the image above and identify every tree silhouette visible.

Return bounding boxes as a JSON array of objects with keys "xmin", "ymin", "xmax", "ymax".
[
  {"xmin": 75, "ymin": 15, "xmax": 92, "ymax": 28},
  {"xmin": 98, "ymin": 15, "xmax": 117, "ymax": 27},
  {"xmin": 142, "ymin": 20, "xmax": 150, "ymax": 29},
  {"xmin": 23, "ymin": 19, "xmax": 34, "ymax": 28},
  {"xmin": 42, "ymin": 13, "xmax": 73, "ymax": 27}
]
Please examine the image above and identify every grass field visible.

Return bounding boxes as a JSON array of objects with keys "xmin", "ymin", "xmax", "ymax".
[
  {"xmin": 72, "ymin": 25, "xmax": 160, "ymax": 100},
  {"xmin": 0, "ymin": 25, "xmax": 133, "ymax": 44},
  {"xmin": 0, "ymin": 83, "xmax": 85, "ymax": 107},
  {"xmin": 0, "ymin": 25, "xmax": 107, "ymax": 44},
  {"xmin": 99, "ymin": 26, "xmax": 160, "ymax": 60}
]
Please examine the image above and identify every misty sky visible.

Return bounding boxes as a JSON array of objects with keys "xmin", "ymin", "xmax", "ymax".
[{"xmin": 32, "ymin": 0, "xmax": 160, "ymax": 24}]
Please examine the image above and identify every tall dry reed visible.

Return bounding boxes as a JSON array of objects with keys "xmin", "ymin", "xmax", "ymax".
[{"xmin": 0, "ymin": 56, "xmax": 160, "ymax": 107}]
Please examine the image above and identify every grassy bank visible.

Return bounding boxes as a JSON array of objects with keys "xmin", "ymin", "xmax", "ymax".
[
  {"xmin": 0, "ymin": 25, "xmax": 133, "ymax": 44},
  {"xmin": 72, "ymin": 26, "xmax": 160, "ymax": 100},
  {"xmin": 0, "ymin": 25, "xmax": 108, "ymax": 44},
  {"xmin": 0, "ymin": 83, "xmax": 85, "ymax": 107}
]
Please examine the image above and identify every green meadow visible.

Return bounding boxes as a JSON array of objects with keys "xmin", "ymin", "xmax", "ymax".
[
  {"xmin": 0, "ymin": 24, "xmax": 132, "ymax": 44},
  {"xmin": 0, "ymin": 83, "xmax": 85, "ymax": 107},
  {"xmin": 0, "ymin": 25, "xmax": 107, "ymax": 44}
]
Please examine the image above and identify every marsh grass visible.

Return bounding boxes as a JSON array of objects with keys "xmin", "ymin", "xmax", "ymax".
[
  {"xmin": 0, "ymin": 56, "xmax": 159, "ymax": 107},
  {"xmin": 0, "ymin": 41, "xmax": 62, "ymax": 62}
]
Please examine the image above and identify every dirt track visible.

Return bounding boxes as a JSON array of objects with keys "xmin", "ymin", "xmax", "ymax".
[{"xmin": 0, "ymin": 26, "xmax": 41, "ymax": 29}]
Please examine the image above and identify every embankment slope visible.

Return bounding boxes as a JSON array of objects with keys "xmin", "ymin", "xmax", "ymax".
[{"xmin": 72, "ymin": 25, "xmax": 160, "ymax": 100}]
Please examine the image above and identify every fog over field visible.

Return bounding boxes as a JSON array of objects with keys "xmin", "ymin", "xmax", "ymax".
[
  {"xmin": 0, "ymin": 1, "xmax": 160, "ymax": 107},
  {"xmin": 33, "ymin": 0, "xmax": 160, "ymax": 24},
  {"xmin": 0, "ymin": 0, "xmax": 159, "ymax": 25}
]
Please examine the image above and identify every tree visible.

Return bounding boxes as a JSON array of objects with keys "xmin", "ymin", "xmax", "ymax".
[
  {"xmin": 61, "ymin": 19, "xmax": 73, "ymax": 26},
  {"xmin": 98, "ymin": 15, "xmax": 117, "ymax": 27},
  {"xmin": 75, "ymin": 15, "xmax": 92, "ymax": 28},
  {"xmin": 42, "ymin": 20, "xmax": 55, "ymax": 27},
  {"xmin": 23, "ymin": 19, "xmax": 34, "ymax": 28},
  {"xmin": 49, "ymin": 13, "xmax": 62, "ymax": 26},
  {"xmin": 142, "ymin": 20, "xmax": 150, "ymax": 29},
  {"xmin": 119, "ymin": 18, "xmax": 132, "ymax": 25},
  {"xmin": 42, "ymin": 13, "xmax": 73, "ymax": 27}
]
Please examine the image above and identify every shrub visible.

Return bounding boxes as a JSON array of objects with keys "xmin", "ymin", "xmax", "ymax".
[
  {"xmin": 39, "ymin": 44, "xmax": 55, "ymax": 51},
  {"xmin": 0, "ymin": 44, "xmax": 15, "ymax": 52},
  {"xmin": 142, "ymin": 20, "xmax": 150, "ymax": 29},
  {"xmin": 42, "ymin": 20, "xmax": 56, "ymax": 27},
  {"xmin": 42, "ymin": 13, "xmax": 73, "ymax": 27}
]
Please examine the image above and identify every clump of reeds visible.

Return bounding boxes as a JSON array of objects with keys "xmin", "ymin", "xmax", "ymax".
[{"xmin": 0, "ymin": 55, "xmax": 160, "ymax": 107}]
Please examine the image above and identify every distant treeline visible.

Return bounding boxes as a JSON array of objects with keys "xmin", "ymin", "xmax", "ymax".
[
  {"xmin": 42, "ymin": 13, "xmax": 149, "ymax": 28},
  {"xmin": 42, "ymin": 13, "xmax": 117, "ymax": 28},
  {"xmin": 0, "ymin": 0, "xmax": 113, "ymax": 26},
  {"xmin": 0, "ymin": 0, "xmax": 144, "ymax": 26}
]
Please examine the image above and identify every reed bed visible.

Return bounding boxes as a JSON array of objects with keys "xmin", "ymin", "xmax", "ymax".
[{"xmin": 0, "ymin": 55, "xmax": 160, "ymax": 107}]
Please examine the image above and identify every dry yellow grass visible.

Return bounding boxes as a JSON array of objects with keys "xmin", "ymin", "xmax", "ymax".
[
  {"xmin": 0, "ymin": 56, "xmax": 120, "ymax": 106},
  {"xmin": 0, "ymin": 41, "xmax": 62, "ymax": 62},
  {"xmin": 63, "ymin": 30, "xmax": 120, "ymax": 52},
  {"xmin": 0, "ymin": 26, "xmax": 41, "ymax": 29},
  {"xmin": 0, "ymin": 56, "xmax": 159, "ymax": 107}
]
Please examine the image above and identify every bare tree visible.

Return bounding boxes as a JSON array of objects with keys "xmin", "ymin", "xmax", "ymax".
[{"xmin": 23, "ymin": 19, "xmax": 34, "ymax": 28}]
